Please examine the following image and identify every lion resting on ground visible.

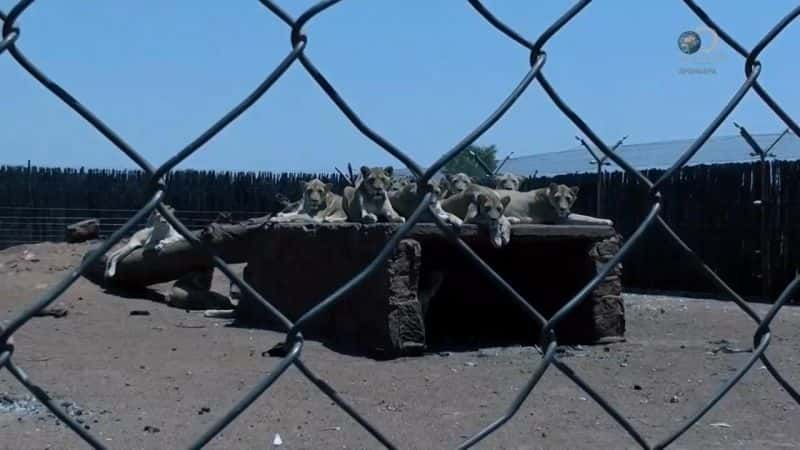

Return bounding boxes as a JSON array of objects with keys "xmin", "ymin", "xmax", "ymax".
[
  {"xmin": 270, "ymin": 178, "xmax": 347, "ymax": 223},
  {"xmin": 442, "ymin": 184, "xmax": 512, "ymax": 248},
  {"xmin": 498, "ymin": 183, "xmax": 613, "ymax": 226},
  {"xmin": 343, "ymin": 166, "xmax": 405, "ymax": 223}
]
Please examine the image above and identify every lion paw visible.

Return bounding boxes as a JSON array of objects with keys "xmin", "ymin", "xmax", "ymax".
[
  {"xmin": 362, "ymin": 213, "xmax": 378, "ymax": 224},
  {"xmin": 447, "ymin": 216, "xmax": 463, "ymax": 226}
]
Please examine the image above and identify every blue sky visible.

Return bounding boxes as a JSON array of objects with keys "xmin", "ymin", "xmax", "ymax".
[{"xmin": 0, "ymin": 1, "xmax": 797, "ymax": 173}]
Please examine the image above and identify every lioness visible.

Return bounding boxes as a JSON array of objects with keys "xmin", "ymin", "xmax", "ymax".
[
  {"xmin": 441, "ymin": 172, "xmax": 474, "ymax": 198},
  {"xmin": 389, "ymin": 181, "xmax": 463, "ymax": 225},
  {"xmin": 343, "ymin": 166, "xmax": 405, "ymax": 223},
  {"xmin": 270, "ymin": 178, "xmax": 347, "ymax": 223},
  {"xmin": 442, "ymin": 184, "xmax": 512, "ymax": 248},
  {"xmin": 498, "ymin": 182, "xmax": 613, "ymax": 226},
  {"xmin": 105, "ymin": 205, "xmax": 184, "ymax": 279},
  {"xmin": 388, "ymin": 175, "xmax": 413, "ymax": 194},
  {"xmin": 492, "ymin": 173, "xmax": 522, "ymax": 191}
]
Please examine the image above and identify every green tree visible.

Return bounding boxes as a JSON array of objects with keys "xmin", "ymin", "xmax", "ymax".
[{"xmin": 442, "ymin": 144, "xmax": 498, "ymax": 178}]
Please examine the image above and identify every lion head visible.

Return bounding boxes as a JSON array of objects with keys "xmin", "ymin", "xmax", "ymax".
[
  {"xmin": 359, "ymin": 166, "xmax": 394, "ymax": 201},
  {"xmin": 466, "ymin": 189, "xmax": 512, "ymax": 248},
  {"xmin": 302, "ymin": 179, "xmax": 333, "ymax": 213},
  {"xmin": 546, "ymin": 183, "xmax": 579, "ymax": 219},
  {"xmin": 445, "ymin": 173, "xmax": 474, "ymax": 196},
  {"xmin": 493, "ymin": 173, "xmax": 521, "ymax": 191},
  {"xmin": 469, "ymin": 191, "xmax": 511, "ymax": 221},
  {"xmin": 389, "ymin": 175, "xmax": 413, "ymax": 194}
]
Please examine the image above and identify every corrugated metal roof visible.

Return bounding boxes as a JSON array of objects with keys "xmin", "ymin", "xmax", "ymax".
[{"xmin": 501, "ymin": 131, "xmax": 799, "ymax": 177}]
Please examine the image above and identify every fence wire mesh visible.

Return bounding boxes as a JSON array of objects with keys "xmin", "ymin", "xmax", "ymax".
[
  {"xmin": 0, "ymin": 207, "xmax": 261, "ymax": 250},
  {"xmin": 2, "ymin": 1, "xmax": 800, "ymax": 448}
]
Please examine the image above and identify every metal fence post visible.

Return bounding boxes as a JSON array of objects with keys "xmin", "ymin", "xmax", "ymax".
[
  {"xmin": 735, "ymin": 123, "xmax": 789, "ymax": 299},
  {"xmin": 494, "ymin": 152, "xmax": 514, "ymax": 175},
  {"xmin": 576, "ymin": 135, "xmax": 628, "ymax": 217}
]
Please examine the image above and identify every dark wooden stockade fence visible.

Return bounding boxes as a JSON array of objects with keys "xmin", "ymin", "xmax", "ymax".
[
  {"xmin": 1, "ymin": 162, "xmax": 798, "ymax": 299},
  {"xmin": 0, "ymin": 166, "xmax": 348, "ymax": 250},
  {"xmin": 524, "ymin": 160, "xmax": 799, "ymax": 300},
  {"xmin": 0, "ymin": 165, "xmax": 348, "ymax": 211}
]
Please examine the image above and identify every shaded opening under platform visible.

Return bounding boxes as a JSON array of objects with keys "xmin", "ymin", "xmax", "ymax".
[{"xmin": 421, "ymin": 237, "xmax": 598, "ymax": 350}]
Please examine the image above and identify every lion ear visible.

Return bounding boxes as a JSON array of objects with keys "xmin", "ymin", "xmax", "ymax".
[
  {"xmin": 570, "ymin": 186, "xmax": 580, "ymax": 195},
  {"xmin": 384, "ymin": 166, "xmax": 394, "ymax": 176},
  {"xmin": 360, "ymin": 166, "xmax": 370, "ymax": 177},
  {"xmin": 501, "ymin": 196, "xmax": 511, "ymax": 208},
  {"xmin": 476, "ymin": 193, "xmax": 488, "ymax": 205},
  {"xmin": 301, "ymin": 180, "xmax": 308, "ymax": 189},
  {"xmin": 548, "ymin": 182, "xmax": 558, "ymax": 193}
]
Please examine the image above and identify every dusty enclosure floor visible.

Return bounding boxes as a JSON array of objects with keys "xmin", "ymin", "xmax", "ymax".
[{"xmin": 1, "ymin": 242, "xmax": 799, "ymax": 450}]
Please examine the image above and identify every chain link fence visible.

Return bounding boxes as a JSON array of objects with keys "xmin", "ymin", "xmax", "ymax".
[{"xmin": 2, "ymin": 1, "xmax": 799, "ymax": 448}]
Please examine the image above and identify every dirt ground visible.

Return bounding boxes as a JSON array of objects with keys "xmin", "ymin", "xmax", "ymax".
[{"xmin": 1, "ymin": 242, "xmax": 799, "ymax": 450}]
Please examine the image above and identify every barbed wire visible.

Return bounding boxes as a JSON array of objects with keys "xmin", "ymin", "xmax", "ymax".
[{"xmin": 1, "ymin": 1, "xmax": 799, "ymax": 448}]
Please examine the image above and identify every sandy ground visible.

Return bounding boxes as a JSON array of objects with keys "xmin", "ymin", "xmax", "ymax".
[{"xmin": 1, "ymin": 241, "xmax": 799, "ymax": 450}]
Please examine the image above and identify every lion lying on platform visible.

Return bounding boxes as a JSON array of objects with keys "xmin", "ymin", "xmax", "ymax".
[
  {"xmin": 389, "ymin": 181, "xmax": 463, "ymax": 225},
  {"xmin": 492, "ymin": 173, "xmax": 522, "ymax": 191},
  {"xmin": 498, "ymin": 183, "xmax": 613, "ymax": 226},
  {"xmin": 442, "ymin": 184, "xmax": 512, "ymax": 248},
  {"xmin": 388, "ymin": 175, "xmax": 414, "ymax": 195},
  {"xmin": 270, "ymin": 178, "xmax": 347, "ymax": 223},
  {"xmin": 343, "ymin": 166, "xmax": 405, "ymax": 223},
  {"xmin": 441, "ymin": 172, "xmax": 473, "ymax": 198}
]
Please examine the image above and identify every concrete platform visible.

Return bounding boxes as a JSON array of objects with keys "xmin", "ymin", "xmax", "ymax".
[{"xmin": 237, "ymin": 223, "xmax": 624, "ymax": 357}]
